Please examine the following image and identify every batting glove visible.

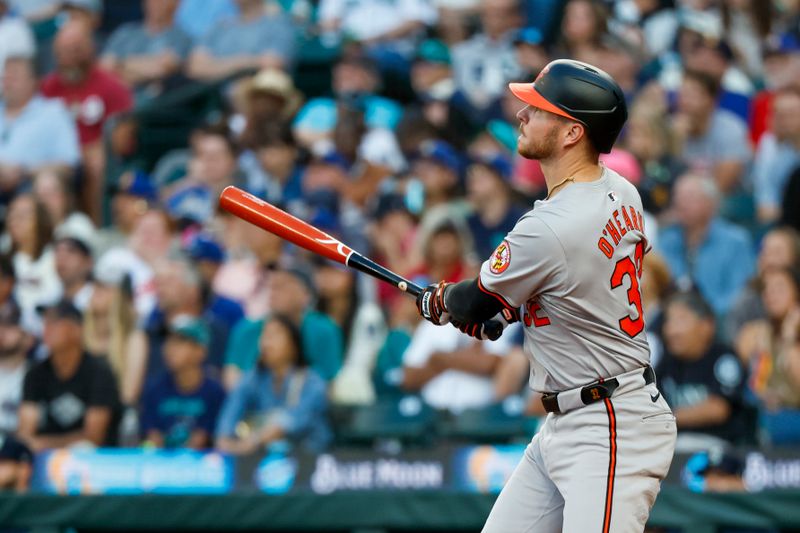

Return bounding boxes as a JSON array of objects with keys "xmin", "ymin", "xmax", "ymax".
[
  {"xmin": 451, "ymin": 307, "xmax": 521, "ymax": 340},
  {"xmin": 416, "ymin": 281, "xmax": 451, "ymax": 325}
]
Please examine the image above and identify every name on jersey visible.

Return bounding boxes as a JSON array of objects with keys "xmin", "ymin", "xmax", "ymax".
[{"xmin": 597, "ymin": 205, "xmax": 645, "ymax": 259}]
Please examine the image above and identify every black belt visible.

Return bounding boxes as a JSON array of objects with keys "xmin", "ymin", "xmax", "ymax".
[{"xmin": 541, "ymin": 365, "xmax": 656, "ymax": 414}]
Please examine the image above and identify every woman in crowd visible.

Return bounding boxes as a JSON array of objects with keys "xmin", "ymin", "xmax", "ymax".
[
  {"xmin": 737, "ymin": 267, "xmax": 800, "ymax": 445},
  {"xmin": 215, "ymin": 314, "xmax": 331, "ymax": 454},
  {"xmin": 33, "ymin": 170, "xmax": 95, "ymax": 239},
  {"xmin": 2, "ymin": 194, "xmax": 60, "ymax": 332}
]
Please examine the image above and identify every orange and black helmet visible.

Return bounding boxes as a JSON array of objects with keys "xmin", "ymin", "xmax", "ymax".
[{"xmin": 509, "ymin": 59, "xmax": 628, "ymax": 154}]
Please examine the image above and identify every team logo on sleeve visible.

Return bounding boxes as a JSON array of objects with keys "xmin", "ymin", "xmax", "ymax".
[{"xmin": 490, "ymin": 240, "xmax": 511, "ymax": 274}]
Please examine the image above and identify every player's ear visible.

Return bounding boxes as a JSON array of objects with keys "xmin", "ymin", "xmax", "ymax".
[{"xmin": 562, "ymin": 120, "xmax": 587, "ymax": 150}]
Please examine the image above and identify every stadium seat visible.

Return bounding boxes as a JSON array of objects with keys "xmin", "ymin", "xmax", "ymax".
[
  {"xmin": 439, "ymin": 397, "xmax": 539, "ymax": 443},
  {"xmin": 335, "ymin": 396, "xmax": 438, "ymax": 447}
]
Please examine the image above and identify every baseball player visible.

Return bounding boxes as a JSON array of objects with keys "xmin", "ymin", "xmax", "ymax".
[{"xmin": 416, "ymin": 59, "xmax": 677, "ymax": 532}]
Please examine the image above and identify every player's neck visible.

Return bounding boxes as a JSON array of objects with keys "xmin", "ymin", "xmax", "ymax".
[{"xmin": 541, "ymin": 154, "xmax": 602, "ymax": 199}]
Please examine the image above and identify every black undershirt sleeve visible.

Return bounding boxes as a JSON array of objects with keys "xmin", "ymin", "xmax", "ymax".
[{"xmin": 444, "ymin": 277, "xmax": 506, "ymax": 324}]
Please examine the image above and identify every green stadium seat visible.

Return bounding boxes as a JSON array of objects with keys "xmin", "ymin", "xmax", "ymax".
[
  {"xmin": 335, "ymin": 396, "xmax": 438, "ymax": 446},
  {"xmin": 439, "ymin": 397, "xmax": 539, "ymax": 443}
]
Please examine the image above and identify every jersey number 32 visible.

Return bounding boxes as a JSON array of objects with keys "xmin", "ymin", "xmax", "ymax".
[{"xmin": 610, "ymin": 241, "xmax": 645, "ymax": 338}]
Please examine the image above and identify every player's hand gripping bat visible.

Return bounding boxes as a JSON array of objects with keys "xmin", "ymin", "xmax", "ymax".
[{"xmin": 219, "ymin": 186, "xmax": 504, "ymax": 341}]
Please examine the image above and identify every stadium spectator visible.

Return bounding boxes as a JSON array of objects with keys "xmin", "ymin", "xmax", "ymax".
[
  {"xmin": 165, "ymin": 125, "xmax": 245, "ymax": 226},
  {"xmin": 0, "ymin": 1, "xmax": 35, "ymax": 80},
  {"xmin": 749, "ymin": 33, "xmax": 800, "ymax": 145},
  {"xmin": 3, "ymin": 193, "xmax": 60, "ymax": 334},
  {"xmin": 96, "ymin": 171, "xmax": 158, "ymax": 254},
  {"xmin": 174, "ymin": 0, "xmax": 237, "ymax": 41},
  {"xmin": 238, "ymin": 122, "xmax": 304, "ymax": 209},
  {"xmin": 52, "ymin": 231, "xmax": 94, "ymax": 311},
  {"xmin": 623, "ymin": 105, "xmax": 685, "ymax": 215},
  {"xmin": 100, "ymin": 0, "xmax": 191, "ymax": 100},
  {"xmin": 317, "ymin": 0, "xmax": 436, "ymax": 71},
  {"xmin": 213, "ymin": 214, "xmax": 284, "ymax": 320},
  {"xmin": 719, "ymin": 0, "xmax": 772, "ymax": 79},
  {"xmin": 512, "ymin": 27, "xmax": 549, "ymax": 79},
  {"xmin": 184, "ymin": 233, "xmax": 244, "ymax": 332},
  {"xmin": 186, "ymin": 0, "xmax": 297, "ymax": 81},
  {"xmin": 672, "ymin": 70, "xmax": 751, "ymax": 195},
  {"xmin": 658, "ymin": 174, "xmax": 755, "ymax": 318},
  {"xmin": 736, "ymin": 267, "xmax": 800, "ymax": 445},
  {"xmin": 0, "ymin": 434, "xmax": 33, "ymax": 492},
  {"xmin": 555, "ymin": 0, "xmax": 610, "ymax": 59},
  {"xmin": 141, "ymin": 319, "xmax": 225, "ymax": 449},
  {"xmin": 138, "ymin": 256, "xmax": 236, "ymax": 386},
  {"xmin": 17, "ymin": 300, "xmax": 120, "ymax": 450},
  {"xmin": 656, "ymin": 291, "xmax": 746, "ymax": 447},
  {"xmin": 752, "ymin": 87, "xmax": 800, "ymax": 225},
  {"xmin": 465, "ymin": 153, "xmax": 525, "ymax": 260},
  {"xmin": 314, "ymin": 261, "xmax": 387, "ymax": 405},
  {"xmin": 32, "ymin": 170, "xmax": 95, "ymax": 241},
  {"xmin": 41, "ymin": 20, "xmax": 134, "ymax": 222},
  {"xmin": 0, "ymin": 255, "xmax": 14, "ymax": 314},
  {"xmin": 83, "ymin": 251, "xmax": 145, "ymax": 407},
  {"xmin": 0, "ymin": 56, "xmax": 80, "ymax": 198},
  {"xmin": 611, "ymin": 0, "xmax": 678, "ymax": 58},
  {"xmin": 411, "ymin": 140, "xmax": 468, "ymax": 233},
  {"xmin": 61, "ymin": 0, "xmax": 102, "ymax": 30},
  {"xmin": 216, "ymin": 314, "xmax": 332, "ymax": 454},
  {"xmin": 451, "ymin": 0, "xmax": 522, "ymax": 118},
  {"xmin": 233, "ymin": 68, "xmax": 303, "ymax": 148},
  {"xmin": 0, "ymin": 300, "xmax": 32, "ymax": 436},
  {"xmin": 293, "ymin": 54, "xmax": 403, "ymax": 156},
  {"xmin": 726, "ymin": 227, "xmax": 800, "ymax": 341},
  {"xmin": 223, "ymin": 267, "xmax": 343, "ymax": 389},
  {"xmin": 401, "ymin": 318, "xmax": 519, "ymax": 413}
]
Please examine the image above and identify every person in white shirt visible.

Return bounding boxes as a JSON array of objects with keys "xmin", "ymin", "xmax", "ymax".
[{"xmin": 401, "ymin": 319, "xmax": 518, "ymax": 412}]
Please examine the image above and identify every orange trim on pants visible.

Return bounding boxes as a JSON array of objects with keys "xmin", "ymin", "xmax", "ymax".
[{"xmin": 602, "ymin": 398, "xmax": 617, "ymax": 533}]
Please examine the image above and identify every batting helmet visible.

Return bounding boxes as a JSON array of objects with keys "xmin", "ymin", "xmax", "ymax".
[{"xmin": 509, "ymin": 59, "xmax": 628, "ymax": 153}]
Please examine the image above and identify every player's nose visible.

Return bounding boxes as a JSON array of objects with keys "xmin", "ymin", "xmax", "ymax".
[{"xmin": 516, "ymin": 105, "xmax": 530, "ymax": 123}]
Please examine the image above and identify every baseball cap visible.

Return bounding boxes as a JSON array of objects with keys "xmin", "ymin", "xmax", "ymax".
[
  {"xmin": 280, "ymin": 265, "xmax": 317, "ymax": 297},
  {"xmin": 513, "ymin": 27, "xmax": 544, "ymax": 47},
  {"xmin": 36, "ymin": 299, "xmax": 83, "ymax": 323},
  {"xmin": 415, "ymin": 39, "xmax": 451, "ymax": 65},
  {"xmin": 54, "ymin": 217, "xmax": 97, "ymax": 258},
  {"xmin": 0, "ymin": 435, "xmax": 33, "ymax": 463},
  {"xmin": 111, "ymin": 171, "xmax": 158, "ymax": 202},
  {"xmin": 667, "ymin": 290, "xmax": 715, "ymax": 321},
  {"xmin": 470, "ymin": 153, "xmax": 513, "ymax": 181},
  {"xmin": 0, "ymin": 300, "xmax": 21, "ymax": 326},
  {"xmin": 416, "ymin": 140, "xmax": 462, "ymax": 176},
  {"xmin": 94, "ymin": 248, "xmax": 131, "ymax": 287},
  {"xmin": 764, "ymin": 33, "xmax": 800, "ymax": 57},
  {"xmin": 168, "ymin": 317, "xmax": 211, "ymax": 348},
  {"xmin": 165, "ymin": 185, "xmax": 213, "ymax": 224},
  {"xmin": 186, "ymin": 234, "xmax": 226, "ymax": 264}
]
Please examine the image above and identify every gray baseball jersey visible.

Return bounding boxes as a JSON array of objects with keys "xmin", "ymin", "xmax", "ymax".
[{"xmin": 479, "ymin": 167, "xmax": 650, "ymax": 392}]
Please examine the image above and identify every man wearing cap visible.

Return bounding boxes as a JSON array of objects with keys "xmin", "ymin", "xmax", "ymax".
[
  {"xmin": 141, "ymin": 318, "xmax": 225, "ymax": 449},
  {"xmin": 185, "ymin": 233, "xmax": 245, "ymax": 331},
  {"xmin": 0, "ymin": 434, "xmax": 33, "ymax": 491},
  {"xmin": 414, "ymin": 60, "xmax": 676, "ymax": 531},
  {"xmin": 17, "ymin": 300, "xmax": 120, "ymax": 450},
  {"xmin": 95, "ymin": 171, "xmax": 158, "ymax": 255},
  {"xmin": 53, "ymin": 230, "xmax": 95, "ymax": 311},
  {"xmin": 100, "ymin": 0, "xmax": 191, "ymax": 99},
  {"xmin": 656, "ymin": 291, "xmax": 745, "ymax": 445},
  {"xmin": 0, "ymin": 301, "xmax": 32, "ymax": 437}
]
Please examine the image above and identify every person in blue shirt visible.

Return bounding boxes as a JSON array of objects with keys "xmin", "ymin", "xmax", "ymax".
[
  {"xmin": 465, "ymin": 152, "xmax": 526, "ymax": 260},
  {"xmin": 223, "ymin": 267, "xmax": 343, "ymax": 388},
  {"xmin": 141, "ymin": 319, "xmax": 226, "ymax": 449},
  {"xmin": 216, "ymin": 313, "xmax": 331, "ymax": 454},
  {"xmin": 658, "ymin": 173, "xmax": 756, "ymax": 319}
]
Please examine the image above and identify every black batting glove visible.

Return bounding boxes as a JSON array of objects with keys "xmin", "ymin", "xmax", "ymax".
[
  {"xmin": 416, "ymin": 281, "xmax": 451, "ymax": 325},
  {"xmin": 451, "ymin": 307, "xmax": 521, "ymax": 340}
]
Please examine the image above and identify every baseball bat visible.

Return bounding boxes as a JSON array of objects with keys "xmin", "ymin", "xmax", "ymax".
[{"xmin": 219, "ymin": 186, "xmax": 503, "ymax": 341}]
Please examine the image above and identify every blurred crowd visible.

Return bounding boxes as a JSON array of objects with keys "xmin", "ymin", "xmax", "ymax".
[{"xmin": 1, "ymin": 0, "xmax": 800, "ymax": 493}]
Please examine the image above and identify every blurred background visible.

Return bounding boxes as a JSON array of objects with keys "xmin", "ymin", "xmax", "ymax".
[{"xmin": 0, "ymin": 0, "xmax": 799, "ymax": 531}]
